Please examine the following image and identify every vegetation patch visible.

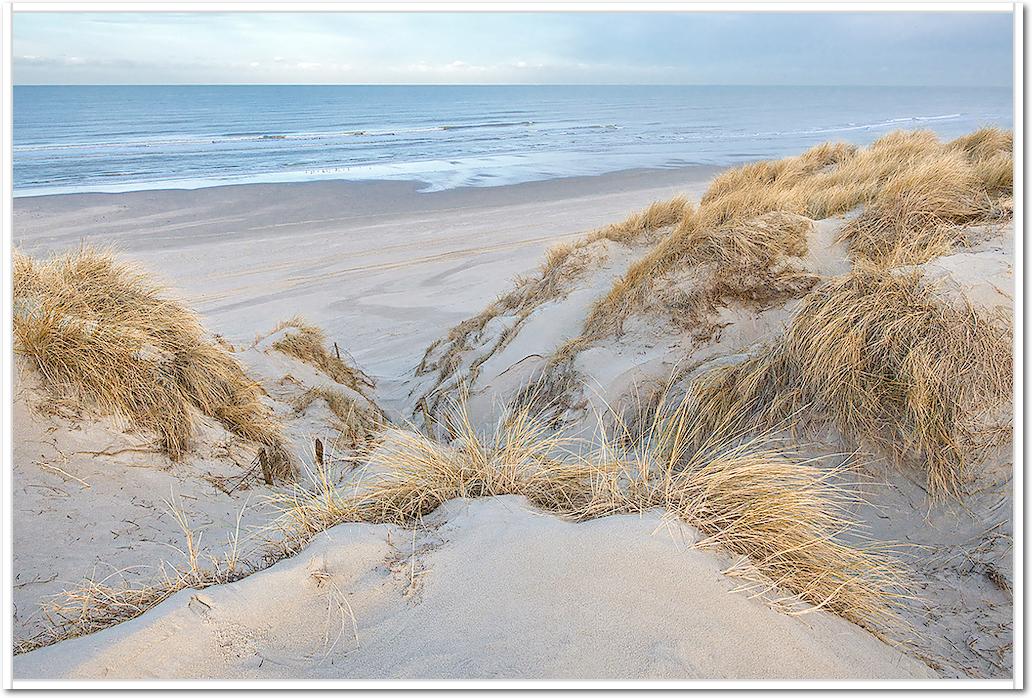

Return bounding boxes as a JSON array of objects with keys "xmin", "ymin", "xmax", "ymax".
[
  {"xmin": 270, "ymin": 317, "xmax": 373, "ymax": 393},
  {"xmin": 13, "ymin": 247, "xmax": 287, "ymax": 469},
  {"xmin": 688, "ymin": 267, "xmax": 1013, "ymax": 497}
]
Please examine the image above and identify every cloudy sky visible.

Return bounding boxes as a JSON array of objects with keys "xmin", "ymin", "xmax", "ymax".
[{"xmin": 14, "ymin": 11, "xmax": 1013, "ymax": 86}]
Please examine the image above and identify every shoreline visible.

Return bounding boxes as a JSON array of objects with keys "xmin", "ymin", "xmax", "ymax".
[
  {"xmin": 12, "ymin": 163, "xmax": 720, "ymax": 200},
  {"xmin": 12, "ymin": 163, "xmax": 720, "ymax": 204}
]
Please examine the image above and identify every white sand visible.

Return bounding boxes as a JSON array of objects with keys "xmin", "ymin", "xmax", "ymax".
[{"xmin": 13, "ymin": 496, "xmax": 934, "ymax": 680}]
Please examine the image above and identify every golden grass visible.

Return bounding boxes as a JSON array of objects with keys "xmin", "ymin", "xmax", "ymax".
[
  {"xmin": 268, "ymin": 395, "xmax": 906, "ymax": 635},
  {"xmin": 292, "ymin": 386, "xmax": 384, "ymax": 446},
  {"xmin": 579, "ymin": 129, "xmax": 1012, "ymax": 343},
  {"xmin": 20, "ymin": 394, "xmax": 907, "ymax": 651},
  {"xmin": 839, "ymin": 151, "xmax": 987, "ymax": 266},
  {"xmin": 270, "ymin": 317, "xmax": 372, "ymax": 392},
  {"xmin": 13, "ymin": 247, "xmax": 287, "ymax": 469},
  {"xmin": 688, "ymin": 267, "xmax": 1013, "ymax": 497},
  {"xmin": 599, "ymin": 210, "xmax": 818, "ymax": 339},
  {"xmin": 587, "ymin": 195, "xmax": 693, "ymax": 244}
]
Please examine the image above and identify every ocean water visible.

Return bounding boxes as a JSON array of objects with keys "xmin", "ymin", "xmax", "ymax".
[{"xmin": 14, "ymin": 85, "xmax": 1013, "ymax": 197}]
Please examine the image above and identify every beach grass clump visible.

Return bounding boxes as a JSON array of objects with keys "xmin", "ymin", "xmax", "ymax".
[
  {"xmin": 585, "ymin": 209, "xmax": 818, "ymax": 338},
  {"xmin": 950, "ymin": 127, "xmax": 1013, "ymax": 197},
  {"xmin": 291, "ymin": 386, "xmax": 384, "ymax": 446},
  {"xmin": 268, "ymin": 395, "xmax": 905, "ymax": 635},
  {"xmin": 13, "ymin": 247, "xmax": 287, "ymax": 467},
  {"xmin": 688, "ymin": 267, "xmax": 1013, "ymax": 497},
  {"xmin": 271, "ymin": 318, "xmax": 371, "ymax": 392},
  {"xmin": 837, "ymin": 151, "xmax": 990, "ymax": 266},
  {"xmin": 588, "ymin": 195, "xmax": 693, "ymax": 244}
]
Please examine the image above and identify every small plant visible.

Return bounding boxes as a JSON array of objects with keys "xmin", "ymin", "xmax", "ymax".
[{"xmin": 271, "ymin": 318, "xmax": 372, "ymax": 392}]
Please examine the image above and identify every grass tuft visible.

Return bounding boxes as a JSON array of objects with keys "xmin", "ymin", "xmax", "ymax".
[
  {"xmin": 270, "ymin": 317, "xmax": 372, "ymax": 392},
  {"xmin": 13, "ymin": 246, "xmax": 287, "ymax": 469},
  {"xmin": 688, "ymin": 267, "xmax": 1013, "ymax": 496},
  {"xmin": 291, "ymin": 386, "xmax": 385, "ymax": 446},
  {"xmin": 268, "ymin": 395, "xmax": 907, "ymax": 636}
]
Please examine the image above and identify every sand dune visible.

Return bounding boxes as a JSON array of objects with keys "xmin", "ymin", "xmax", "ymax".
[
  {"xmin": 11, "ymin": 132, "xmax": 1015, "ymax": 681},
  {"xmin": 14, "ymin": 497, "xmax": 935, "ymax": 680}
]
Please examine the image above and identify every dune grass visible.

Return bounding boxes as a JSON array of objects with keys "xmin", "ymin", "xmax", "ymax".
[
  {"xmin": 628, "ymin": 210, "xmax": 817, "ymax": 338},
  {"xmin": 687, "ymin": 267, "xmax": 1013, "ymax": 497},
  {"xmin": 13, "ymin": 247, "xmax": 288, "ymax": 470},
  {"xmin": 13, "ymin": 390, "xmax": 907, "ymax": 653},
  {"xmin": 839, "ymin": 150, "xmax": 993, "ymax": 267},
  {"xmin": 270, "ymin": 318, "xmax": 372, "ymax": 392},
  {"xmin": 268, "ymin": 395, "xmax": 906, "ymax": 636},
  {"xmin": 576, "ymin": 129, "xmax": 1011, "ymax": 343},
  {"xmin": 586, "ymin": 195, "xmax": 693, "ymax": 244},
  {"xmin": 291, "ymin": 386, "xmax": 384, "ymax": 447}
]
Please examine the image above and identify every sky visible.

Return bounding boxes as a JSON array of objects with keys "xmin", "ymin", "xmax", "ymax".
[{"xmin": 13, "ymin": 11, "xmax": 1014, "ymax": 87}]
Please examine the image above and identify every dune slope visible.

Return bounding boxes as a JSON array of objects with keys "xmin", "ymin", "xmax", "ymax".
[{"xmin": 14, "ymin": 497, "xmax": 935, "ymax": 681}]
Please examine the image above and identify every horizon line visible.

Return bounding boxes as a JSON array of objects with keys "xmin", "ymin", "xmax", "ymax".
[{"xmin": 13, "ymin": 82, "xmax": 1012, "ymax": 88}]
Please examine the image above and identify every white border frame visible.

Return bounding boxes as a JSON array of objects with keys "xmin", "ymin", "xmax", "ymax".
[{"xmin": 1, "ymin": 1, "xmax": 1023, "ymax": 691}]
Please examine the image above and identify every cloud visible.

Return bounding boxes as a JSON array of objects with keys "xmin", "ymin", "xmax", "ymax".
[{"xmin": 12, "ymin": 11, "xmax": 1013, "ymax": 86}]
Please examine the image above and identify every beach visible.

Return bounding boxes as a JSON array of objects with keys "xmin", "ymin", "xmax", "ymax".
[
  {"xmin": 13, "ymin": 167, "xmax": 717, "ymax": 407},
  {"xmin": 11, "ymin": 131, "xmax": 1015, "ymax": 681},
  {"xmin": 7, "ymin": 5, "xmax": 1020, "ymax": 686}
]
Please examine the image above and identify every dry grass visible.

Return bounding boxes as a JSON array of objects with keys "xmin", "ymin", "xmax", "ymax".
[
  {"xmin": 839, "ymin": 151, "xmax": 989, "ymax": 266},
  {"xmin": 577, "ymin": 129, "xmax": 1011, "ymax": 344},
  {"xmin": 14, "ymin": 495, "xmax": 248, "ymax": 654},
  {"xmin": 268, "ymin": 395, "xmax": 907, "ymax": 636},
  {"xmin": 599, "ymin": 210, "xmax": 818, "ymax": 338},
  {"xmin": 688, "ymin": 267, "xmax": 1013, "ymax": 497},
  {"xmin": 292, "ymin": 386, "xmax": 384, "ymax": 446},
  {"xmin": 270, "ymin": 317, "xmax": 372, "ymax": 392},
  {"xmin": 587, "ymin": 195, "xmax": 692, "ymax": 244},
  {"xmin": 19, "ymin": 394, "xmax": 907, "ymax": 651},
  {"xmin": 13, "ymin": 247, "xmax": 287, "ymax": 470}
]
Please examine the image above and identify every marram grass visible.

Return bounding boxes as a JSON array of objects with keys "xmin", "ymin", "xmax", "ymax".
[{"xmin": 14, "ymin": 246, "xmax": 288, "ymax": 470}]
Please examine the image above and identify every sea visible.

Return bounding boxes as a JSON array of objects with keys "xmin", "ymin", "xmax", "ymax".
[{"xmin": 13, "ymin": 84, "xmax": 1013, "ymax": 197}]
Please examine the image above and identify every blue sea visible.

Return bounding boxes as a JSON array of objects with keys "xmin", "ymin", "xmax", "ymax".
[{"xmin": 13, "ymin": 85, "xmax": 1013, "ymax": 197}]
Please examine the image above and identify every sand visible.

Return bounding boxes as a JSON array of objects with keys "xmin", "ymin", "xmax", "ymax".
[
  {"xmin": 10, "ymin": 166, "xmax": 1011, "ymax": 682},
  {"xmin": 13, "ymin": 496, "xmax": 935, "ymax": 680},
  {"xmin": 13, "ymin": 167, "xmax": 716, "ymax": 402}
]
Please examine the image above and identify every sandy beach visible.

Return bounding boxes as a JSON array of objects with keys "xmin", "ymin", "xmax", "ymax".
[
  {"xmin": 11, "ymin": 131, "xmax": 1015, "ymax": 682},
  {"xmin": 14, "ymin": 167, "xmax": 717, "ymax": 407},
  {"xmin": 8, "ymin": 4, "xmax": 1021, "ymax": 687}
]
